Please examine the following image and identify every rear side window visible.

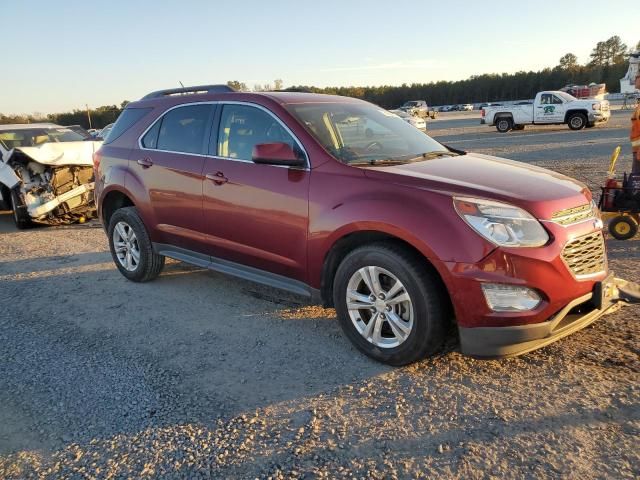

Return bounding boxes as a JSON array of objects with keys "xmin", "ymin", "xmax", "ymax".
[
  {"xmin": 103, "ymin": 107, "xmax": 152, "ymax": 144},
  {"xmin": 154, "ymin": 104, "xmax": 213, "ymax": 154},
  {"xmin": 141, "ymin": 121, "xmax": 161, "ymax": 149}
]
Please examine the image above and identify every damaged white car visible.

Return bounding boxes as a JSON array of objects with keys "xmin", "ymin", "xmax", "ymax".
[{"xmin": 0, "ymin": 123, "xmax": 101, "ymax": 229}]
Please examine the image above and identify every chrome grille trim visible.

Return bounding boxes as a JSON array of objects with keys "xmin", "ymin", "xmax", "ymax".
[
  {"xmin": 561, "ymin": 231, "xmax": 606, "ymax": 279},
  {"xmin": 548, "ymin": 204, "xmax": 596, "ymax": 226}
]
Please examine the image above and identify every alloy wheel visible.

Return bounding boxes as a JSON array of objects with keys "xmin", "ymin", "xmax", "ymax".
[
  {"xmin": 112, "ymin": 221, "xmax": 141, "ymax": 271},
  {"xmin": 346, "ymin": 266, "xmax": 414, "ymax": 348}
]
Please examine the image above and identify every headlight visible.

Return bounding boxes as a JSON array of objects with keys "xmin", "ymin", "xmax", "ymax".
[{"xmin": 453, "ymin": 197, "xmax": 549, "ymax": 247}]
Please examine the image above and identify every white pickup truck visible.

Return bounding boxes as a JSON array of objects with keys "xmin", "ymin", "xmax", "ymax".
[{"xmin": 481, "ymin": 91, "xmax": 611, "ymax": 132}]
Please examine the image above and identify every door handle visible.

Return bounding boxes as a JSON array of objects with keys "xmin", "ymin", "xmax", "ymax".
[
  {"xmin": 137, "ymin": 158, "xmax": 153, "ymax": 168},
  {"xmin": 206, "ymin": 171, "xmax": 228, "ymax": 185}
]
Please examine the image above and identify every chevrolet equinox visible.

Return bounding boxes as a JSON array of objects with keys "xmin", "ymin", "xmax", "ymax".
[{"xmin": 95, "ymin": 85, "xmax": 625, "ymax": 365}]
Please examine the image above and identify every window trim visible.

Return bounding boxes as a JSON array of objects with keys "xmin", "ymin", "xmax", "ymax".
[
  {"xmin": 137, "ymin": 101, "xmax": 309, "ymax": 170},
  {"xmin": 138, "ymin": 103, "xmax": 214, "ymax": 156}
]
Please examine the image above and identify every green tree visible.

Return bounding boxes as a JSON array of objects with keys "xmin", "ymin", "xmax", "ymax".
[
  {"xmin": 604, "ymin": 35, "xmax": 627, "ymax": 64},
  {"xmin": 558, "ymin": 53, "xmax": 578, "ymax": 70},
  {"xmin": 589, "ymin": 41, "xmax": 607, "ymax": 66}
]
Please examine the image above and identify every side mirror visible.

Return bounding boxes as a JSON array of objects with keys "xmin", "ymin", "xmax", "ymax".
[{"xmin": 252, "ymin": 142, "xmax": 305, "ymax": 167}]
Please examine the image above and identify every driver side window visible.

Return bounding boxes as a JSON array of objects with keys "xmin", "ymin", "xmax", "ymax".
[{"xmin": 217, "ymin": 105, "xmax": 296, "ymax": 161}]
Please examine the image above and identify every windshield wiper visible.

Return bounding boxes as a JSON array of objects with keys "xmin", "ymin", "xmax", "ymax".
[
  {"xmin": 417, "ymin": 151, "xmax": 459, "ymax": 159},
  {"xmin": 348, "ymin": 151, "xmax": 459, "ymax": 166},
  {"xmin": 348, "ymin": 158, "xmax": 409, "ymax": 166}
]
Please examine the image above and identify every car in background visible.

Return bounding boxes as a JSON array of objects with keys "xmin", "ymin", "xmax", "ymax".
[
  {"xmin": 478, "ymin": 103, "xmax": 503, "ymax": 110},
  {"xmin": 98, "ymin": 123, "xmax": 114, "ymax": 140},
  {"xmin": 399, "ymin": 100, "xmax": 437, "ymax": 119},
  {"xmin": 0, "ymin": 123, "xmax": 101, "ymax": 228},
  {"xmin": 459, "ymin": 104, "xmax": 473, "ymax": 111},
  {"xmin": 95, "ymin": 84, "xmax": 628, "ymax": 365},
  {"xmin": 388, "ymin": 109, "xmax": 427, "ymax": 131},
  {"xmin": 65, "ymin": 124, "xmax": 94, "ymax": 140}
]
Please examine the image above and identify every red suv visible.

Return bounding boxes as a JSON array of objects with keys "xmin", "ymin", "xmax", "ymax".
[{"xmin": 95, "ymin": 85, "xmax": 619, "ymax": 365}]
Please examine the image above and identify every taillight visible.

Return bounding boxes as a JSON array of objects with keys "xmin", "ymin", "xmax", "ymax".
[{"xmin": 481, "ymin": 109, "xmax": 486, "ymax": 117}]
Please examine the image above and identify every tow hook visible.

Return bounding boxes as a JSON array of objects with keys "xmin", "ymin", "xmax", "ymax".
[{"xmin": 614, "ymin": 278, "xmax": 640, "ymax": 304}]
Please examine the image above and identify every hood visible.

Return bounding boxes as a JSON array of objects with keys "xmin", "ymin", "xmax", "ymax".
[
  {"xmin": 362, "ymin": 152, "xmax": 591, "ymax": 219},
  {"xmin": 5, "ymin": 140, "xmax": 102, "ymax": 167}
]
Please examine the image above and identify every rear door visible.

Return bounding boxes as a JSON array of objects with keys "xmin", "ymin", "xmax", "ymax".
[
  {"xmin": 135, "ymin": 103, "xmax": 215, "ymax": 252},
  {"xmin": 200, "ymin": 103, "xmax": 310, "ymax": 282}
]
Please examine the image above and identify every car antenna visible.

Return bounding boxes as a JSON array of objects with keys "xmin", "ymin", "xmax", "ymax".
[{"xmin": 179, "ymin": 81, "xmax": 185, "ymax": 94}]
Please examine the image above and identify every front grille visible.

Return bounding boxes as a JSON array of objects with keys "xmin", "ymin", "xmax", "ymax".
[
  {"xmin": 562, "ymin": 231, "xmax": 606, "ymax": 277},
  {"xmin": 551, "ymin": 204, "xmax": 595, "ymax": 226}
]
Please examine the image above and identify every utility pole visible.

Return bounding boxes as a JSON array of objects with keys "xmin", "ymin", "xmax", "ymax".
[{"xmin": 86, "ymin": 104, "xmax": 92, "ymax": 129}]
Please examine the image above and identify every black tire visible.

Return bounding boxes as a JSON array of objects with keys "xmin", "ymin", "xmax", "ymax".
[
  {"xmin": 333, "ymin": 243, "xmax": 448, "ymax": 366},
  {"xmin": 107, "ymin": 206, "xmax": 165, "ymax": 281},
  {"xmin": 567, "ymin": 113, "xmax": 587, "ymax": 130},
  {"xmin": 608, "ymin": 216, "xmax": 638, "ymax": 240},
  {"xmin": 495, "ymin": 117, "xmax": 512, "ymax": 133},
  {"xmin": 10, "ymin": 190, "xmax": 32, "ymax": 230}
]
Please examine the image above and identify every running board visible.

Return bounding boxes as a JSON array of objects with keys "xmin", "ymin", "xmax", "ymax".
[{"xmin": 153, "ymin": 242, "xmax": 320, "ymax": 301}]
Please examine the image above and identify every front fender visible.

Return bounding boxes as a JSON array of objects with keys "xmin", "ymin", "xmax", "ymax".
[{"xmin": 307, "ymin": 175, "xmax": 495, "ymax": 288}]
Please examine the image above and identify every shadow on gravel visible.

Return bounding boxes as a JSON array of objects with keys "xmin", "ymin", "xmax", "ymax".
[
  {"xmin": 0, "ymin": 252, "xmax": 112, "ymax": 276},
  {"xmin": 0, "ymin": 263, "xmax": 390, "ymax": 456}
]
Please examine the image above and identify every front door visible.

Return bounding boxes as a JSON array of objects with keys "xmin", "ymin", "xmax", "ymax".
[
  {"xmin": 535, "ymin": 93, "xmax": 565, "ymax": 123},
  {"xmin": 201, "ymin": 103, "xmax": 310, "ymax": 282},
  {"xmin": 134, "ymin": 103, "xmax": 214, "ymax": 252}
]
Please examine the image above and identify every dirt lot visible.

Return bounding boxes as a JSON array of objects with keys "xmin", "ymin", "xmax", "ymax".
[{"xmin": 1, "ymin": 110, "xmax": 638, "ymax": 479}]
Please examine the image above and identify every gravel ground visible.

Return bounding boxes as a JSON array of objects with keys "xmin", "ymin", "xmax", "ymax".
[{"xmin": 0, "ymin": 110, "xmax": 638, "ymax": 479}]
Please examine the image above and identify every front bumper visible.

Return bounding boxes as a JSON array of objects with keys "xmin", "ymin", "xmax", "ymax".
[
  {"xmin": 589, "ymin": 110, "xmax": 611, "ymax": 123},
  {"xmin": 458, "ymin": 276, "xmax": 638, "ymax": 358}
]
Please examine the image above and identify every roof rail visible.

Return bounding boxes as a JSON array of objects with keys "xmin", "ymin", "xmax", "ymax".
[{"xmin": 141, "ymin": 84, "xmax": 235, "ymax": 100}]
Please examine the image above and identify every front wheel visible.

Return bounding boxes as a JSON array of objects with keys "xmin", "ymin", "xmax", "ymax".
[
  {"xmin": 495, "ymin": 117, "xmax": 512, "ymax": 133},
  {"xmin": 333, "ymin": 244, "xmax": 448, "ymax": 366},
  {"xmin": 10, "ymin": 190, "xmax": 32, "ymax": 230},
  {"xmin": 568, "ymin": 113, "xmax": 587, "ymax": 130},
  {"xmin": 108, "ymin": 206, "xmax": 165, "ymax": 281}
]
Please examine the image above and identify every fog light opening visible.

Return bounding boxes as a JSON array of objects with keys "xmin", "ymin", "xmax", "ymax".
[{"xmin": 481, "ymin": 283, "xmax": 542, "ymax": 312}]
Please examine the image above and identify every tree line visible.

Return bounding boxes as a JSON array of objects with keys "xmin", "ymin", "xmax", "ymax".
[{"xmin": 1, "ymin": 37, "xmax": 637, "ymax": 127}]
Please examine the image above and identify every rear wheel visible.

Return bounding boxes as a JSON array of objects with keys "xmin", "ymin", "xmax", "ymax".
[
  {"xmin": 568, "ymin": 113, "xmax": 587, "ymax": 130},
  {"xmin": 608, "ymin": 216, "xmax": 638, "ymax": 240},
  {"xmin": 495, "ymin": 117, "xmax": 512, "ymax": 133},
  {"xmin": 10, "ymin": 190, "xmax": 32, "ymax": 230},
  {"xmin": 108, "ymin": 206, "xmax": 165, "ymax": 281},
  {"xmin": 333, "ymin": 243, "xmax": 448, "ymax": 366}
]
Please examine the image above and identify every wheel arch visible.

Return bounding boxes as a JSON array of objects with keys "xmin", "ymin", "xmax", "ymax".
[
  {"xmin": 564, "ymin": 109, "xmax": 588, "ymax": 123},
  {"xmin": 101, "ymin": 189, "xmax": 136, "ymax": 228},
  {"xmin": 319, "ymin": 230, "xmax": 451, "ymax": 308}
]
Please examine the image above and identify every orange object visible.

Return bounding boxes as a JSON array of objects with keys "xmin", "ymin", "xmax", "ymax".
[
  {"xmin": 632, "ymin": 105, "xmax": 640, "ymax": 154},
  {"xmin": 603, "ymin": 178, "xmax": 620, "ymax": 210}
]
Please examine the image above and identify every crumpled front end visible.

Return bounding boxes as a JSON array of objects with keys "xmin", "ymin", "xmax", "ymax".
[{"xmin": 0, "ymin": 142, "xmax": 100, "ymax": 225}]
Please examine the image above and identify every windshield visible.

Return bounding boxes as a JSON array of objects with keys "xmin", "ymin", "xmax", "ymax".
[
  {"xmin": 0, "ymin": 127, "xmax": 85, "ymax": 150},
  {"xmin": 286, "ymin": 102, "xmax": 449, "ymax": 164},
  {"xmin": 404, "ymin": 101, "xmax": 419, "ymax": 107}
]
